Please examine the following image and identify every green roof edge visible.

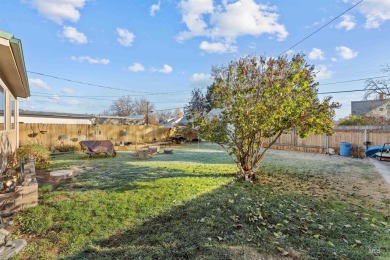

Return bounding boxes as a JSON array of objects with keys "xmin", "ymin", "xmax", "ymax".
[{"xmin": 0, "ymin": 31, "xmax": 30, "ymax": 98}]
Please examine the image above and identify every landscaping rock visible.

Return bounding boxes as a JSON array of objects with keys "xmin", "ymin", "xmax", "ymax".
[
  {"xmin": 0, "ymin": 239, "xmax": 27, "ymax": 259},
  {"xmin": 164, "ymin": 148, "xmax": 173, "ymax": 154},
  {"xmin": 0, "ymin": 229, "xmax": 10, "ymax": 245},
  {"xmin": 49, "ymin": 170, "xmax": 74, "ymax": 180}
]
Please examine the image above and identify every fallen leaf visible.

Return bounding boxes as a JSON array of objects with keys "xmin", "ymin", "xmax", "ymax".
[{"xmin": 328, "ymin": 241, "xmax": 335, "ymax": 247}]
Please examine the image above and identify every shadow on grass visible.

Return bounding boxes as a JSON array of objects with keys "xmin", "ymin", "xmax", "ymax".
[
  {"xmin": 64, "ymin": 182, "xmax": 272, "ymax": 260},
  {"xmin": 65, "ymin": 181, "xmax": 388, "ymax": 260}
]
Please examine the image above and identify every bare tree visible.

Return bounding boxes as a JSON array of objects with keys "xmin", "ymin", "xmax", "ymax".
[
  {"xmin": 155, "ymin": 110, "xmax": 175, "ymax": 123},
  {"xmin": 134, "ymin": 97, "xmax": 155, "ymax": 115},
  {"xmin": 102, "ymin": 95, "xmax": 134, "ymax": 116},
  {"xmin": 364, "ymin": 64, "xmax": 390, "ymax": 100}
]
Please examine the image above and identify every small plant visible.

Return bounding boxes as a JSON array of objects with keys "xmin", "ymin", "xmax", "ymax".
[
  {"xmin": 54, "ymin": 144, "xmax": 80, "ymax": 152},
  {"xmin": 16, "ymin": 144, "xmax": 50, "ymax": 169},
  {"xmin": 15, "ymin": 206, "xmax": 54, "ymax": 235}
]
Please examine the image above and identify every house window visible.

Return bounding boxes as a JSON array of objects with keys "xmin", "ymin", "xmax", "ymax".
[
  {"xmin": 0, "ymin": 86, "xmax": 4, "ymax": 131},
  {"xmin": 10, "ymin": 98, "xmax": 15, "ymax": 129}
]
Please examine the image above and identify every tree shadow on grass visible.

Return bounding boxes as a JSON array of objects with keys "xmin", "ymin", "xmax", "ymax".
[{"xmin": 64, "ymin": 179, "xmax": 387, "ymax": 260}]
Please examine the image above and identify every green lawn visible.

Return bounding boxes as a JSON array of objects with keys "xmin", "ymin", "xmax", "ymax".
[{"xmin": 14, "ymin": 143, "xmax": 390, "ymax": 259}]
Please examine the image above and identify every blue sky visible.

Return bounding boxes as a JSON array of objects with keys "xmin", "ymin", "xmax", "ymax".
[{"xmin": 1, "ymin": 0, "xmax": 390, "ymax": 119}]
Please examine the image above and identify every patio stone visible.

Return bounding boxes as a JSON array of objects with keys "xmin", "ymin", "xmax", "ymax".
[{"xmin": 49, "ymin": 170, "xmax": 74, "ymax": 180}]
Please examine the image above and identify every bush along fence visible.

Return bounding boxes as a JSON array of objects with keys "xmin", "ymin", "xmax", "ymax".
[
  {"xmin": 267, "ymin": 125, "xmax": 390, "ymax": 157},
  {"xmin": 19, "ymin": 123, "xmax": 172, "ymax": 148}
]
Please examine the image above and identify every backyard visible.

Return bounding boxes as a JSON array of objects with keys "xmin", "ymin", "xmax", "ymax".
[{"xmin": 12, "ymin": 143, "xmax": 390, "ymax": 259}]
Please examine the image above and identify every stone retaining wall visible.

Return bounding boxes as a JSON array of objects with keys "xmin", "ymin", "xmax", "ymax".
[{"xmin": 0, "ymin": 160, "xmax": 38, "ymax": 213}]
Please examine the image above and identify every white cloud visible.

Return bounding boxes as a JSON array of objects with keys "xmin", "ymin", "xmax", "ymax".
[
  {"xmin": 66, "ymin": 99, "xmax": 81, "ymax": 105},
  {"xmin": 316, "ymin": 65, "xmax": 333, "ymax": 80},
  {"xmin": 128, "ymin": 63, "xmax": 145, "ymax": 72},
  {"xmin": 177, "ymin": 0, "xmax": 288, "ymax": 50},
  {"xmin": 199, "ymin": 41, "xmax": 237, "ymax": 53},
  {"xmin": 71, "ymin": 56, "xmax": 110, "ymax": 64},
  {"xmin": 116, "ymin": 28, "xmax": 135, "ymax": 47},
  {"xmin": 159, "ymin": 64, "xmax": 173, "ymax": 74},
  {"xmin": 177, "ymin": 0, "xmax": 214, "ymax": 42},
  {"xmin": 24, "ymin": 0, "xmax": 87, "ymax": 24},
  {"xmin": 331, "ymin": 57, "xmax": 338, "ymax": 62},
  {"xmin": 335, "ymin": 14, "xmax": 356, "ymax": 31},
  {"xmin": 152, "ymin": 64, "xmax": 173, "ymax": 74},
  {"xmin": 343, "ymin": 0, "xmax": 390, "ymax": 29},
  {"xmin": 308, "ymin": 48, "xmax": 325, "ymax": 60},
  {"xmin": 285, "ymin": 49, "xmax": 294, "ymax": 56},
  {"xmin": 62, "ymin": 88, "xmax": 74, "ymax": 94},
  {"xmin": 150, "ymin": 1, "xmax": 161, "ymax": 16},
  {"xmin": 29, "ymin": 78, "xmax": 51, "ymax": 91},
  {"xmin": 335, "ymin": 46, "xmax": 358, "ymax": 60},
  {"xmin": 191, "ymin": 73, "xmax": 212, "ymax": 85},
  {"xmin": 62, "ymin": 26, "xmax": 88, "ymax": 44},
  {"xmin": 49, "ymin": 95, "xmax": 60, "ymax": 101}
]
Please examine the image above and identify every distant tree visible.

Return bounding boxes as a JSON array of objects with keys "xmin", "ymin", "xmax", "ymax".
[
  {"xmin": 132, "ymin": 97, "xmax": 157, "ymax": 125},
  {"xmin": 190, "ymin": 54, "xmax": 339, "ymax": 181},
  {"xmin": 102, "ymin": 95, "xmax": 134, "ymax": 116},
  {"xmin": 364, "ymin": 64, "xmax": 390, "ymax": 100},
  {"xmin": 155, "ymin": 110, "xmax": 175, "ymax": 123},
  {"xmin": 134, "ymin": 97, "xmax": 155, "ymax": 115},
  {"xmin": 102, "ymin": 96, "xmax": 157, "ymax": 125},
  {"xmin": 185, "ymin": 88, "xmax": 210, "ymax": 117}
]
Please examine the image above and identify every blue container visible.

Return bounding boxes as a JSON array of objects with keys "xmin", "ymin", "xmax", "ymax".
[{"xmin": 340, "ymin": 142, "xmax": 352, "ymax": 156}]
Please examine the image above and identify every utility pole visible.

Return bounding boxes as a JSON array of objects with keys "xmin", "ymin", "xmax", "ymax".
[{"xmin": 146, "ymin": 101, "xmax": 149, "ymax": 126}]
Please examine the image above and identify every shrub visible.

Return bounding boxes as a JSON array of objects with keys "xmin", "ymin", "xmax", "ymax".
[
  {"xmin": 54, "ymin": 144, "xmax": 80, "ymax": 152},
  {"xmin": 338, "ymin": 115, "xmax": 390, "ymax": 126},
  {"xmin": 16, "ymin": 144, "xmax": 50, "ymax": 169}
]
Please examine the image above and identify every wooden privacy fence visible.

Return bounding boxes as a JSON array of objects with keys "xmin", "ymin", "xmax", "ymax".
[
  {"xmin": 271, "ymin": 126, "xmax": 390, "ymax": 157},
  {"xmin": 19, "ymin": 123, "xmax": 172, "ymax": 147},
  {"xmin": 18, "ymin": 123, "xmax": 390, "ymax": 156}
]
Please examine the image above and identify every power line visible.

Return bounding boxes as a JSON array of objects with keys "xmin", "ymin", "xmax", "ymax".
[
  {"xmin": 279, "ymin": 0, "xmax": 363, "ymax": 56},
  {"xmin": 31, "ymin": 93, "xmax": 188, "ymax": 103},
  {"xmin": 27, "ymin": 71, "xmax": 192, "ymax": 96},
  {"xmin": 318, "ymin": 87, "xmax": 389, "ymax": 95},
  {"xmin": 319, "ymin": 75, "xmax": 389, "ymax": 86}
]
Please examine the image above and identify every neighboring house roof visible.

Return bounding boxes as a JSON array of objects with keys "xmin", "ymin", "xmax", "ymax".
[
  {"xmin": 20, "ymin": 110, "xmax": 94, "ymax": 119},
  {"xmin": 125, "ymin": 115, "xmax": 144, "ymax": 120},
  {"xmin": 207, "ymin": 108, "xmax": 224, "ymax": 118},
  {"xmin": 0, "ymin": 31, "xmax": 30, "ymax": 98},
  {"xmin": 160, "ymin": 116, "xmax": 193, "ymax": 127},
  {"xmin": 19, "ymin": 110, "xmax": 145, "ymax": 125},
  {"xmin": 351, "ymin": 99, "xmax": 390, "ymax": 116}
]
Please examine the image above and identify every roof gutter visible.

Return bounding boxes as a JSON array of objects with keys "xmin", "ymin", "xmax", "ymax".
[{"xmin": 0, "ymin": 31, "xmax": 30, "ymax": 98}]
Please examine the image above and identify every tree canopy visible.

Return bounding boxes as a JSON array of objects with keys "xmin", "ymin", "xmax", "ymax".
[{"xmin": 189, "ymin": 54, "xmax": 339, "ymax": 181}]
